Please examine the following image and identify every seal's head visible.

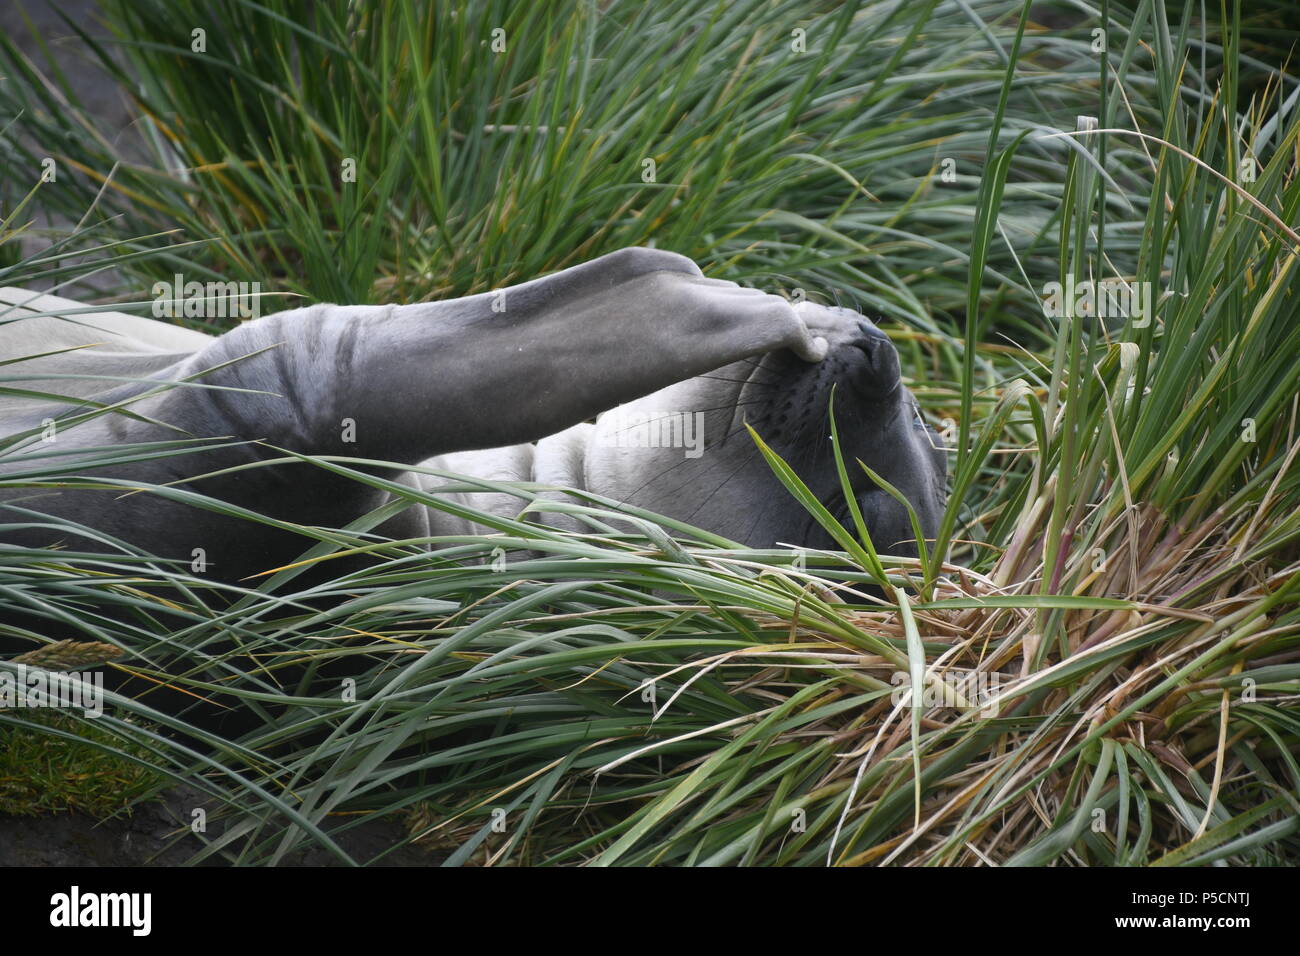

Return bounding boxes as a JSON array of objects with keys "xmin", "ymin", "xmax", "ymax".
[{"xmin": 583, "ymin": 302, "xmax": 948, "ymax": 555}]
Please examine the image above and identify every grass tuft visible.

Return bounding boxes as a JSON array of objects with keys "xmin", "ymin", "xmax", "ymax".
[{"xmin": 0, "ymin": 0, "xmax": 1297, "ymax": 865}]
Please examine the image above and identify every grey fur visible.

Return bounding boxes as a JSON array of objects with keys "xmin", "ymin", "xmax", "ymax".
[{"xmin": 0, "ymin": 248, "xmax": 946, "ymax": 578}]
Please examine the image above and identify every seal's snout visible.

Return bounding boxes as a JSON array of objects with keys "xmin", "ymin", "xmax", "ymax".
[
  {"xmin": 843, "ymin": 319, "xmax": 901, "ymax": 398},
  {"xmin": 851, "ymin": 321, "xmax": 891, "ymax": 357},
  {"xmin": 786, "ymin": 303, "xmax": 902, "ymax": 399}
]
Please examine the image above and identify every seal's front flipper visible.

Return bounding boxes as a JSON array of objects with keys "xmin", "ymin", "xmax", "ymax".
[{"xmin": 170, "ymin": 247, "xmax": 830, "ymax": 465}]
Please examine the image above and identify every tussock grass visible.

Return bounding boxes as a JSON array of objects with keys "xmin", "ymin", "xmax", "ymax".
[
  {"xmin": 0, "ymin": 709, "xmax": 165, "ymax": 817},
  {"xmin": 0, "ymin": 0, "xmax": 1297, "ymax": 865}
]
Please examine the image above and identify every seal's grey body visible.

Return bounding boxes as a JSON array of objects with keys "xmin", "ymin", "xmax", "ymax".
[{"xmin": 0, "ymin": 248, "xmax": 945, "ymax": 577}]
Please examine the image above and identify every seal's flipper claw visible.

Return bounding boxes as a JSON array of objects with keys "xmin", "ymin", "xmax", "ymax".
[{"xmin": 793, "ymin": 334, "xmax": 829, "ymax": 363}]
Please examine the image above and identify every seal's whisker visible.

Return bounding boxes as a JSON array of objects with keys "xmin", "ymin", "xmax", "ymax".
[
  {"xmin": 600, "ymin": 400, "xmax": 770, "ymax": 438},
  {"xmin": 696, "ymin": 374, "xmax": 781, "ymax": 387},
  {"xmin": 608, "ymin": 418, "xmax": 767, "ymax": 502},
  {"xmin": 677, "ymin": 446, "xmax": 769, "ymax": 527}
]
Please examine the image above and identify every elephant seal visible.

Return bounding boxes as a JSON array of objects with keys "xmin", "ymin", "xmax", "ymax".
[
  {"xmin": 423, "ymin": 306, "xmax": 947, "ymax": 556},
  {"xmin": 0, "ymin": 248, "xmax": 946, "ymax": 581}
]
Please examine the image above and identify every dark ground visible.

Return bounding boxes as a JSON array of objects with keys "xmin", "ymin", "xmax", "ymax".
[
  {"xmin": 0, "ymin": 785, "xmax": 440, "ymax": 866},
  {"xmin": 2, "ymin": 0, "xmax": 141, "ymax": 291}
]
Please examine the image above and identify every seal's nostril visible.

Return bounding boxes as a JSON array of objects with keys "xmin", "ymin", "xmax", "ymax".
[
  {"xmin": 859, "ymin": 321, "xmax": 889, "ymax": 343},
  {"xmin": 849, "ymin": 339, "xmax": 884, "ymax": 372},
  {"xmin": 853, "ymin": 329, "xmax": 889, "ymax": 357}
]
